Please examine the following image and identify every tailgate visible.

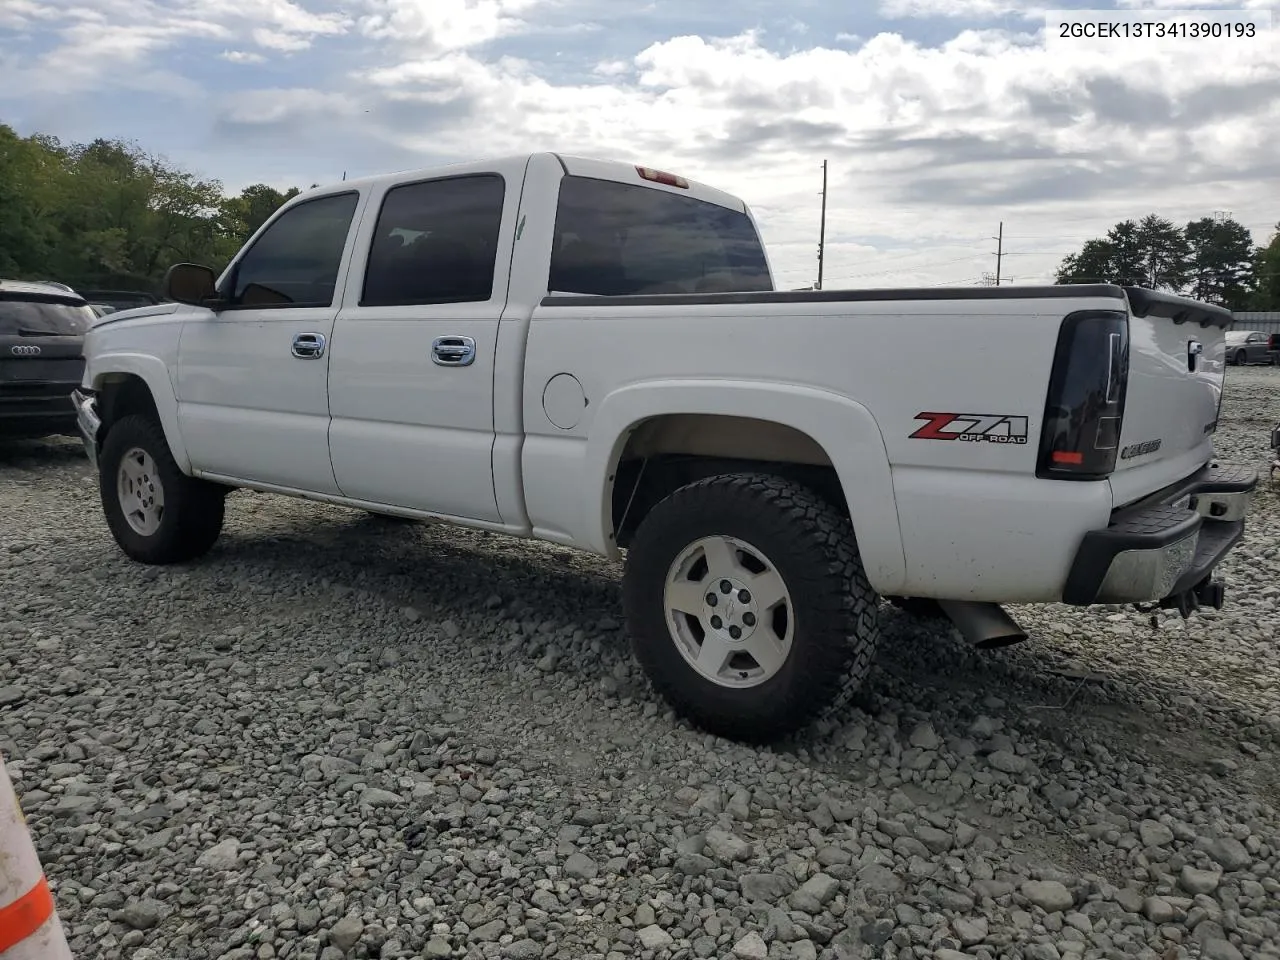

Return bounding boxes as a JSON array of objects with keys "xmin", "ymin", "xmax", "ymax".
[{"xmin": 1107, "ymin": 288, "xmax": 1231, "ymax": 507}]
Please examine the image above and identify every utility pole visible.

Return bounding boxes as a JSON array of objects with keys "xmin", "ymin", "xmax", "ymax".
[
  {"xmin": 993, "ymin": 221, "xmax": 1004, "ymax": 286},
  {"xmin": 816, "ymin": 160, "xmax": 828, "ymax": 291}
]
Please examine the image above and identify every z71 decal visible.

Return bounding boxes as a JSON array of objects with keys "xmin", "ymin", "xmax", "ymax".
[{"xmin": 910, "ymin": 412, "xmax": 1029, "ymax": 445}]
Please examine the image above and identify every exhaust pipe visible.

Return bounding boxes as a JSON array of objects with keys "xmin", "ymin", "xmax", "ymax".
[{"xmin": 937, "ymin": 600, "xmax": 1028, "ymax": 649}]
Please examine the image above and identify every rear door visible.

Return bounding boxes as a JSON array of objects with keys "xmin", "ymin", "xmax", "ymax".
[
  {"xmin": 1106, "ymin": 290, "xmax": 1231, "ymax": 506},
  {"xmin": 326, "ymin": 160, "xmax": 524, "ymax": 521},
  {"xmin": 0, "ymin": 290, "xmax": 92, "ymax": 429}
]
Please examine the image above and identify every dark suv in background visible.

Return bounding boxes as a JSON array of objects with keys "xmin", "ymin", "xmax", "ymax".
[{"xmin": 1, "ymin": 279, "xmax": 94, "ymax": 439}]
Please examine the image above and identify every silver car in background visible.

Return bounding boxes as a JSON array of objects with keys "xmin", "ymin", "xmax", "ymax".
[{"xmin": 1225, "ymin": 329, "xmax": 1278, "ymax": 365}]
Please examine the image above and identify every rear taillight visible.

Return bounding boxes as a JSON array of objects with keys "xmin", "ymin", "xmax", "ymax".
[{"xmin": 1036, "ymin": 309, "xmax": 1130, "ymax": 480}]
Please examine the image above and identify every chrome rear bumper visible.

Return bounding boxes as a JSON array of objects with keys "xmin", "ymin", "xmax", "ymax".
[{"xmin": 1063, "ymin": 461, "xmax": 1257, "ymax": 606}]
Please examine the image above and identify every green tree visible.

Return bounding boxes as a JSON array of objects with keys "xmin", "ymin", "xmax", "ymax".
[
  {"xmin": 0, "ymin": 124, "xmax": 70, "ymax": 279},
  {"xmin": 1106, "ymin": 220, "xmax": 1148, "ymax": 286},
  {"xmin": 0, "ymin": 120, "xmax": 302, "ymax": 293},
  {"xmin": 55, "ymin": 137, "xmax": 239, "ymax": 289},
  {"xmin": 1134, "ymin": 214, "xmax": 1192, "ymax": 290},
  {"xmin": 1184, "ymin": 216, "xmax": 1256, "ymax": 309},
  {"xmin": 1249, "ymin": 223, "xmax": 1280, "ymax": 310},
  {"xmin": 1055, "ymin": 219, "xmax": 1149, "ymax": 286},
  {"xmin": 1056, "ymin": 238, "xmax": 1117, "ymax": 284},
  {"xmin": 1056, "ymin": 215, "xmax": 1193, "ymax": 292},
  {"xmin": 221, "ymin": 183, "xmax": 302, "ymax": 246}
]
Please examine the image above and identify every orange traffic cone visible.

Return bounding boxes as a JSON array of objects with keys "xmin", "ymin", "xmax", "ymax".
[{"xmin": 0, "ymin": 754, "xmax": 72, "ymax": 959}]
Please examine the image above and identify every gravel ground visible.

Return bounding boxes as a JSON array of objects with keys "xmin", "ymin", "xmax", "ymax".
[{"xmin": 2, "ymin": 365, "xmax": 1278, "ymax": 960}]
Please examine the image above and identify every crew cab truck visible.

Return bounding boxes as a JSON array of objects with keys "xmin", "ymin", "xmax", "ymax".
[{"xmin": 73, "ymin": 153, "xmax": 1259, "ymax": 743}]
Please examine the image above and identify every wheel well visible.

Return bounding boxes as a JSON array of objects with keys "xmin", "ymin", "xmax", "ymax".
[
  {"xmin": 609, "ymin": 414, "xmax": 848, "ymax": 548},
  {"xmin": 97, "ymin": 374, "xmax": 159, "ymax": 442}
]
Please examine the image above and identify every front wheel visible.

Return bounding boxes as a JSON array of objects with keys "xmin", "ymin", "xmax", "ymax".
[
  {"xmin": 99, "ymin": 414, "xmax": 225, "ymax": 564},
  {"xmin": 622, "ymin": 473, "xmax": 880, "ymax": 743}
]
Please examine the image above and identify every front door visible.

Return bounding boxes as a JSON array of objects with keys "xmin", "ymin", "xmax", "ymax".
[
  {"xmin": 176, "ymin": 190, "xmax": 364, "ymax": 493},
  {"xmin": 327, "ymin": 165, "xmax": 521, "ymax": 522}
]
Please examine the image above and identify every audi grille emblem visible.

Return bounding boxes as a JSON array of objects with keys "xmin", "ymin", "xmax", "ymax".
[{"xmin": 10, "ymin": 345, "xmax": 42, "ymax": 356}]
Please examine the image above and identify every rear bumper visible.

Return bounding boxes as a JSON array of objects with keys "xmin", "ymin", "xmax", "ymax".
[
  {"xmin": 72, "ymin": 389, "xmax": 101, "ymax": 469},
  {"xmin": 0, "ymin": 381, "xmax": 79, "ymax": 436},
  {"xmin": 1063, "ymin": 461, "xmax": 1257, "ymax": 606}
]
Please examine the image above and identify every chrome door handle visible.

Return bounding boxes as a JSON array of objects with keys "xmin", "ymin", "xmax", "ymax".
[
  {"xmin": 431, "ymin": 336, "xmax": 476, "ymax": 367},
  {"xmin": 292, "ymin": 332, "xmax": 327, "ymax": 359}
]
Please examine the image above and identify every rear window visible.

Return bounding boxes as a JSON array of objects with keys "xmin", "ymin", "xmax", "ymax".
[
  {"xmin": 549, "ymin": 175, "xmax": 772, "ymax": 296},
  {"xmin": 0, "ymin": 295, "xmax": 95, "ymax": 337}
]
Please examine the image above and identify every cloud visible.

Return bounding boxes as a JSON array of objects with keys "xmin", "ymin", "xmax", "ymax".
[
  {"xmin": 322, "ymin": 19, "xmax": 1280, "ymax": 285},
  {"xmin": 594, "ymin": 59, "xmax": 632, "ymax": 77},
  {"xmin": 217, "ymin": 88, "xmax": 361, "ymax": 128},
  {"xmin": 878, "ymin": 0, "xmax": 1046, "ymax": 19},
  {"xmin": 0, "ymin": 0, "xmax": 352, "ymax": 95},
  {"xmin": 1112, "ymin": 0, "xmax": 1272, "ymax": 8},
  {"xmin": 356, "ymin": 0, "xmax": 546, "ymax": 49},
  {"xmin": 3, "ymin": 0, "xmax": 1279, "ymax": 289},
  {"xmin": 0, "ymin": 0, "xmax": 61, "ymax": 28},
  {"xmin": 221, "ymin": 49, "xmax": 268, "ymax": 64}
]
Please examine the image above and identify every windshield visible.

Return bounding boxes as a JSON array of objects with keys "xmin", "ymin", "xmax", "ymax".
[
  {"xmin": 549, "ymin": 175, "xmax": 773, "ymax": 296},
  {"xmin": 0, "ymin": 294, "xmax": 95, "ymax": 337}
]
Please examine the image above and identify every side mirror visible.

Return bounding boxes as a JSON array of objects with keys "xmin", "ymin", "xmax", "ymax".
[{"xmin": 162, "ymin": 263, "xmax": 219, "ymax": 307}]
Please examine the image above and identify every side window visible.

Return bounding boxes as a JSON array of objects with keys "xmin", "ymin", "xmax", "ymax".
[
  {"xmin": 361, "ymin": 175, "xmax": 505, "ymax": 307},
  {"xmin": 229, "ymin": 192, "xmax": 360, "ymax": 308}
]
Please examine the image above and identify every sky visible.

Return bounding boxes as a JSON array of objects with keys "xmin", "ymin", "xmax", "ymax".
[{"xmin": 2, "ymin": 0, "xmax": 1279, "ymax": 291}]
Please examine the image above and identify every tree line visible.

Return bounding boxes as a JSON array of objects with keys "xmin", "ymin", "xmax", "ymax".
[
  {"xmin": 4, "ymin": 121, "xmax": 1280, "ymax": 309},
  {"xmin": 0, "ymin": 122, "xmax": 302, "ymax": 292},
  {"xmin": 1055, "ymin": 212, "xmax": 1280, "ymax": 310}
]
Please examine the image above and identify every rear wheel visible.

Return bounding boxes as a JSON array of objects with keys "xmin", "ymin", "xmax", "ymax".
[
  {"xmin": 622, "ymin": 473, "xmax": 880, "ymax": 743},
  {"xmin": 1234, "ymin": 349, "xmax": 1247, "ymax": 365},
  {"xmin": 99, "ymin": 414, "xmax": 225, "ymax": 564}
]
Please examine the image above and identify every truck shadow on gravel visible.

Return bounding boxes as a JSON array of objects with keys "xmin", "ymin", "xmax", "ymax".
[
  {"xmin": 211, "ymin": 503, "xmax": 1278, "ymax": 790},
  {"xmin": 190, "ymin": 508, "xmax": 1280, "ymax": 897}
]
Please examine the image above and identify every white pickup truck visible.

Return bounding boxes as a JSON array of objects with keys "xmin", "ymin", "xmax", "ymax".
[{"xmin": 73, "ymin": 152, "xmax": 1258, "ymax": 742}]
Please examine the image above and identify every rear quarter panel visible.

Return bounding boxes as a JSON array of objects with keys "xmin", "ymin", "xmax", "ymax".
[{"xmin": 525, "ymin": 291, "xmax": 1125, "ymax": 601}]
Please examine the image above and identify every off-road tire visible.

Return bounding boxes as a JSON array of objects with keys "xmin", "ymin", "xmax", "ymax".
[
  {"xmin": 622, "ymin": 472, "xmax": 880, "ymax": 743},
  {"xmin": 99, "ymin": 414, "xmax": 225, "ymax": 564}
]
